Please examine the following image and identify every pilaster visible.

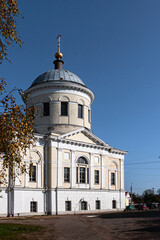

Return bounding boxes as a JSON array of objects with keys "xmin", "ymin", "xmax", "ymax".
[
  {"xmin": 37, "ymin": 163, "xmax": 41, "ymax": 188},
  {"xmin": 120, "ymin": 159, "xmax": 124, "ymax": 189},
  {"xmin": 25, "ymin": 162, "xmax": 29, "ymax": 187},
  {"xmin": 71, "ymin": 150, "xmax": 76, "ymax": 188},
  {"xmin": 90, "ymin": 153, "xmax": 94, "ymax": 189},
  {"xmin": 101, "ymin": 155, "xmax": 105, "ymax": 189},
  {"xmin": 57, "ymin": 148, "xmax": 62, "ymax": 187}
]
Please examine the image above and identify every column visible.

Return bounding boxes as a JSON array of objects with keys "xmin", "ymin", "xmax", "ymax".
[
  {"xmin": 37, "ymin": 163, "xmax": 41, "ymax": 188},
  {"xmin": 25, "ymin": 162, "xmax": 29, "ymax": 187},
  {"xmin": 108, "ymin": 170, "xmax": 111, "ymax": 189},
  {"xmin": 90, "ymin": 153, "xmax": 94, "ymax": 189},
  {"xmin": 57, "ymin": 148, "xmax": 62, "ymax": 187},
  {"xmin": 71, "ymin": 150, "xmax": 76, "ymax": 188},
  {"xmin": 101, "ymin": 155, "xmax": 105, "ymax": 189},
  {"xmin": 15, "ymin": 166, "xmax": 20, "ymax": 186},
  {"xmin": 120, "ymin": 159, "xmax": 124, "ymax": 189},
  {"xmin": 115, "ymin": 170, "xmax": 118, "ymax": 189}
]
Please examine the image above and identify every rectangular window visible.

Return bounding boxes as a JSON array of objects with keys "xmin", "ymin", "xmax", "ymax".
[
  {"xmin": 96, "ymin": 200, "xmax": 101, "ymax": 210},
  {"xmin": 61, "ymin": 102, "xmax": 68, "ymax": 116},
  {"xmin": 29, "ymin": 166, "xmax": 36, "ymax": 182},
  {"xmin": 87, "ymin": 168, "xmax": 89, "ymax": 184},
  {"xmin": 80, "ymin": 167, "xmax": 85, "ymax": 183},
  {"xmin": 76, "ymin": 167, "xmax": 78, "ymax": 183},
  {"xmin": 78, "ymin": 104, "xmax": 83, "ymax": 118},
  {"xmin": 43, "ymin": 102, "xmax": 50, "ymax": 116},
  {"xmin": 88, "ymin": 109, "xmax": 91, "ymax": 123},
  {"xmin": 30, "ymin": 201, "xmax": 37, "ymax": 212},
  {"xmin": 95, "ymin": 170, "xmax": 99, "ymax": 184},
  {"xmin": 111, "ymin": 172, "xmax": 115, "ymax": 185},
  {"xmin": 112, "ymin": 200, "xmax": 116, "ymax": 209},
  {"xmin": 64, "ymin": 167, "xmax": 70, "ymax": 183},
  {"xmin": 65, "ymin": 201, "xmax": 71, "ymax": 211},
  {"xmin": 81, "ymin": 201, "xmax": 87, "ymax": 210}
]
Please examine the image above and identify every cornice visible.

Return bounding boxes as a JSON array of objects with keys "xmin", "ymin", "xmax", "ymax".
[
  {"xmin": 48, "ymin": 135, "xmax": 126, "ymax": 155},
  {"xmin": 25, "ymin": 81, "xmax": 94, "ymax": 103},
  {"xmin": 33, "ymin": 130, "xmax": 127, "ymax": 155}
]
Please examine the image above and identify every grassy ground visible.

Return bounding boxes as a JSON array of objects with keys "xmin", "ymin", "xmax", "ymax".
[{"xmin": 0, "ymin": 223, "xmax": 43, "ymax": 240}]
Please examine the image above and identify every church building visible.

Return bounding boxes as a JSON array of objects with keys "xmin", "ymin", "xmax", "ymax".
[{"xmin": 0, "ymin": 36, "xmax": 127, "ymax": 216}]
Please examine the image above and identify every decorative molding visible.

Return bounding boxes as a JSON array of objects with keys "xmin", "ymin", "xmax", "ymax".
[{"xmin": 25, "ymin": 82, "xmax": 94, "ymax": 103}]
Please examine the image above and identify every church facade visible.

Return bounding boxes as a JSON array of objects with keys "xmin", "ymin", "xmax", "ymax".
[{"xmin": 0, "ymin": 38, "xmax": 127, "ymax": 216}]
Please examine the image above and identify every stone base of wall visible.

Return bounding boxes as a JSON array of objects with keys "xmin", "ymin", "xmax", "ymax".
[{"xmin": 0, "ymin": 188, "xmax": 125, "ymax": 216}]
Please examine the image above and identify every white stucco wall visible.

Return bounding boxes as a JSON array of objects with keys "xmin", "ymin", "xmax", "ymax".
[{"xmin": 14, "ymin": 189, "xmax": 44, "ymax": 215}]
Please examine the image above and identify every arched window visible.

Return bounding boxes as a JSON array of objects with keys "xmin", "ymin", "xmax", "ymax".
[
  {"xmin": 76, "ymin": 156, "xmax": 89, "ymax": 184},
  {"xmin": 77, "ymin": 156, "xmax": 88, "ymax": 164}
]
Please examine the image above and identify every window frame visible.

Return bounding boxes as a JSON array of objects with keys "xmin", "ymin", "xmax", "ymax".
[
  {"xmin": 95, "ymin": 200, "xmax": 101, "ymax": 210},
  {"xmin": 64, "ymin": 167, "xmax": 70, "ymax": 183},
  {"xmin": 43, "ymin": 102, "xmax": 50, "ymax": 116},
  {"xmin": 95, "ymin": 170, "xmax": 99, "ymax": 184},
  {"xmin": 29, "ymin": 165, "xmax": 36, "ymax": 182},
  {"xmin": 88, "ymin": 109, "xmax": 91, "ymax": 123},
  {"xmin": 80, "ymin": 167, "xmax": 86, "ymax": 183},
  {"xmin": 78, "ymin": 104, "xmax": 83, "ymax": 119},
  {"xmin": 111, "ymin": 172, "xmax": 115, "ymax": 185},
  {"xmin": 112, "ymin": 200, "xmax": 116, "ymax": 209},
  {"xmin": 61, "ymin": 101, "xmax": 68, "ymax": 116},
  {"xmin": 30, "ymin": 201, "xmax": 37, "ymax": 212},
  {"xmin": 76, "ymin": 157, "xmax": 89, "ymax": 184},
  {"xmin": 81, "ymin": 201, "xmax": 87, "ymax": 210},
  {"xmin": 65, "ymin": 201, "xmax": 71, "ymax": 211}
]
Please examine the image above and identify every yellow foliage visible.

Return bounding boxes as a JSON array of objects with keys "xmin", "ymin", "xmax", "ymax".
[
  {"xmin": 0, "ymin": 78, "xmax": 35, "ymax": 183},
  {"xmin": 0, "ymin": 0, "xmax": 22, "ymax": 63}
]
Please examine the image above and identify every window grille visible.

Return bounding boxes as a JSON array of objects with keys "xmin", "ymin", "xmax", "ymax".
[
  {"xmin": 65, "ymin": 201, "xmax": 71, "ymax": 211},
  {"xmin": 29, "ymin": 166, "xmax": 36, "ymax": 182},
  {"xmin": 81, "ymin": 201, "xmax": 87, "ymax": 210},
  {"xmin": 64, "ymin": 167, "xmax": 70, "ymax": 182},
  {"xmin": 80, "ymin": 167, "xmax": 85, "ymax": 183},
  {"xmin": 30, "ymin": 202, "xmax": 37, "ymax": 212},
  {"xmin": 95, "ymin": 170, "xmax": 99, "ymax": 184}
]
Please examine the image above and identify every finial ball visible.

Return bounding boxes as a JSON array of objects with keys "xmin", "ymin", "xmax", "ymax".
[{"xmin": 55, "ymin": 52, "xmax": 63, "ymax": 60}]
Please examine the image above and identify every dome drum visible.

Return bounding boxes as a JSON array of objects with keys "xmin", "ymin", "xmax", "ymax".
[{"xmin": 25, "ymin": 47, "xmax": 94, "ymax": 134}]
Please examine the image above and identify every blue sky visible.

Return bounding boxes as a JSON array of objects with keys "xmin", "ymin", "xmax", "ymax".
[{"xmin": 1, "ymin": 0, "xmax": 160, "ymax": 195}]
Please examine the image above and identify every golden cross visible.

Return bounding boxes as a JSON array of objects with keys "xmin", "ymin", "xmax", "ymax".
[{"xmin": 56, "ymin": 34, "xmax": 61, "ymax": 52}]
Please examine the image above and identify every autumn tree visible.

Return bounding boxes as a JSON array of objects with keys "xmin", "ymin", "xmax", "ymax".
[
  {"xmin": 0, "ymin": 78, "xmax": 35, "ymax": 183},
  {"xmin": 0, "ymin": 1, "xmax": 35, "ymax": 184},
  {"xmin": 0, "ymin": 0, "xmax": 22, "ymax": 63}
]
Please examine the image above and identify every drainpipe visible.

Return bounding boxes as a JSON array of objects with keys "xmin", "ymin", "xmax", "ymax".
[
  {"xmin": 44, "ymin": 136, "xmax": 48, "ymax": 214},
  {"xmin": 7, "ymin": 163, "xmax": 14, "ymax": 217},
  {"xmin": 55, "ymin": 187, "xmax": 58, "ymax": 215}
]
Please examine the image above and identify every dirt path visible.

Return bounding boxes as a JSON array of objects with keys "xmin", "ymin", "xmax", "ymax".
[{"xmin": 0, "ymin": 210, "xmax": 160, "ymax": 240}]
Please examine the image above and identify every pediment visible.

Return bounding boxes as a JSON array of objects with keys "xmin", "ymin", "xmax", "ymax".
[{"xmin": 58, "ymin": 128, "xmax": 110, "ymax": 148}]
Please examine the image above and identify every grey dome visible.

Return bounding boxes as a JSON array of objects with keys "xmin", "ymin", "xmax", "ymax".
[{"xmin": 31, "ymin": 69, "xmax": 85, "ymax": 87}]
